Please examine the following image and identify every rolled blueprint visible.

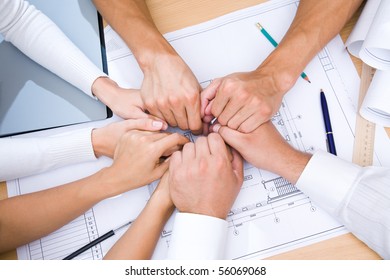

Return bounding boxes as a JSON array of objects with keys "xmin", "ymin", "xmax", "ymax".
[
  {"xmin": 360, "ymin": 70, "xmax": 390, "ymax": 126},
  {"xmin": 346, "ymin": 0, "xmax": 390, "ymax": 70}
]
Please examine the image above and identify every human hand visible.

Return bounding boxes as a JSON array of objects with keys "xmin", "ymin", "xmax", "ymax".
[
  {"xmin": 212, "ymin": 122, "xmax": 311, "ymax": 184},
  {"xmin": 149, "ymin": 171, "xmax": 174, "ymax": 213},
  {"xmin": 169, "ymin": 133, "xmax": 243, "ymax": 220},
  {"xmin": 102, "ymin": 130, "xmax": 189, "ymax": 196},
  {"xmin": 91, "ymin": 118, "xmax": 168, "ymax": 158},
  {"xmin": 92, "ymin": 77, "xmax": 159, "ymax": 120},
  {"xmin": 201, "ymin": 69, "xmax": 293, "ymax": 133},
  {"xmin": 140, "ymin": 53, "xmax": 203, "ymax": 134}
]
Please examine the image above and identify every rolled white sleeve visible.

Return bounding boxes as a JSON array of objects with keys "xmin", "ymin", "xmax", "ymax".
[
  {"xmin": 0, "ymin": 128, "xmax": 97, "ymax": 181},
  {"xmin": 0, "ymin": 0, "xmax": 107, "ymax": 98},
  {"xmin": 167, "ymin": 213, "xmax": 228, "ymax": 259},
  {"xmin": 296, "ymin": 150, "xmax": 361, "ymax": 216},
  {"xmin": 296, "ymin": 150, "xmax": 390, "ymax": 259}
]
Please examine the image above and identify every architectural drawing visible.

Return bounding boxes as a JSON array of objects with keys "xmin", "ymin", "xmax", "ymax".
[{"xmin": 12, "ymin": 0, "xmax": 390, "ymax": 260}]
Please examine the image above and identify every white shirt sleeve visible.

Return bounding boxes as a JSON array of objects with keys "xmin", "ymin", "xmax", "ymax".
[
  {"xmin": 296, "ymin": 150, "xmax": 390, "ymax": 259},
  {"xmin": 167, "ymin": 212, "xmax": 228, "ymax": 259},
  {"xmin": 0, "ymin": 0, "xmax": 107, "ymax": 98},
  {"xmin": 0, "ymin": 128, "xmax": 97, "ymax": 181}
]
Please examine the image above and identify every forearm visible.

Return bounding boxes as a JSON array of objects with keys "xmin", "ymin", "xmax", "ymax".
[
  {"xmin": 93, "ymin": 0, "xmax": 176, "ymax": 71},
  {"xmin": 256, "ymin": 0, "xmax": 364, "ymax": 88},
  {"xmin": 296, "ymin": 151, "xmax": 390, "ymax": 259},
  {"xmin": 0, "ymin": 170, "xmax": 110, "ymax": 253},
  {"xmin": 104, "ymin": 195, "xmax": 174, "ymax": 259},
  {"xmin": 273, "ymin": 148, "xmax": 311, "ymax": 185}
]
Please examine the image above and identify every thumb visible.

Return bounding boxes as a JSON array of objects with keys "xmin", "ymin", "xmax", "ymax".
[
  {"xmin": 200, "ymin": 79, "xmax": 221, "ymax": 118},
  {"xmin": 212, "ymin": 124, "xmax": 244, "ymax": 152}
]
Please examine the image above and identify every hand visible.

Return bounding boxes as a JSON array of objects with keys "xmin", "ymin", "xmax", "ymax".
[
  {"xmin": 102, "ymin": 130, "xmax": 189, "ymax": 196},
  {"xmin": 149, "ymin": 171, "xmax": 174, "ymax": 213},
  {"xmin": 92, "ymin": 77, "xmax": 159, "ymax": 120},
  {"xmin": 91, "ymin": 118, "xmax": 168, "ymax": 158},
  {"xmin": 201, "ymin": 69, "xmax": 293, "ymax": 133},
  {"xmin": 212, "ymin": 122, "xmax": 311, "ymax": 184},
  {"xmin": 169, "ymin": 133, "xmax": 243, "ymax": 219},
  {"xmin": 140, "ymin": 53, "xmax": 203, "ymax": 134}
]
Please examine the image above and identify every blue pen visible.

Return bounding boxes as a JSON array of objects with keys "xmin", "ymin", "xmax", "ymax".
[{"xmin": 320, "ymin": 89, "xmax": 337, "ymax": 155}]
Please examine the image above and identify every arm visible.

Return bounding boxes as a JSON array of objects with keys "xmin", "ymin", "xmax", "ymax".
[
  {"xmin": 167, "ymin": 133, "xmax": 244, "ymax": 259},
  {"xmin": 202, "ymin": 0, "xmax": 364, "ymax": 133},
  {"xmin": 0, "ymin": 130, "xmax": 188, "ymax": 253},
  {"xmin": 0, "ymin": 119, "xmax": 167, "ymax": 181},
  {"xmin": 93, "ymin": 0, "xmax": 202, "ymax": 133},
  {"xmin": 104, "ymin": 172, "xmax": 174, "ymax": 259},
  {"xmin": 213, "ymin": 123, "xmax": 390, "ymax": 259},
  {"xmin": 0, "ymin": 0, "xmax": 151, "ymax": 119}
]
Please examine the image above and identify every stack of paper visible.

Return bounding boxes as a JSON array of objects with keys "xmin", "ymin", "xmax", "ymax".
[{"xmin": 345, "ymin": 0, "xmax": 390, "ymax": 126}]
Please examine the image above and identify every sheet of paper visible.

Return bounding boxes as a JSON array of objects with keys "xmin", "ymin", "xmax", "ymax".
[
  {"xmin": 345, "ymin": 0, "xmax": 390, "ymax": 126},
  {"xmin": 360, "ymin": 70, "xmax": 390, "ymax": 126},
  {"xmin": 346, "ymin": 0, "xmax": 390, "ymax": 70},
  {"xmin": 7, "ymin": 0, "xmax": 390, "ymax": 260}
]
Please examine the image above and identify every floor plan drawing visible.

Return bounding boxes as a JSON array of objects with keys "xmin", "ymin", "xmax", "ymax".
[{"xmin": 7, "ymin": 0, "xmax": 390, "ymax": 260}]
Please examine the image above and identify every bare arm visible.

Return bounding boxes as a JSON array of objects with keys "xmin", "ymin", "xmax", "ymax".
[
  {"xmin": 104, "ymin": 173, "xmax": 174, "ymax": 259},
  {"xmin": 0, "ymin": 130, "xmax": 188, "ymax": 253},
  {"xmin": 93, "ymin": 0, "xmax": 202, "ymax": 133},
  {"xmin": 212, "ymin": 122, "xmax": 310, "ymax": 185},
  {"xmin": 202, "ymin": 0, "xmax": 364, "ymax": 133}
]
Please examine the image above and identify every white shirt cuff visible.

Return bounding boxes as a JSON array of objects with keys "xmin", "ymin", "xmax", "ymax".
[
  {"xmin": 296, "ymin": 150, "xmax": 361, "ymax": 215},
  {"xmin": 167, "ymin": 212, "xmax": 228, "ymax": 259}
]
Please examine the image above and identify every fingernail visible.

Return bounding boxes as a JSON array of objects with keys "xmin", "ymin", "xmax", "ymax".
[
  {"xmin": 212, "ymin": 124, "xmax": 221, "ymax": 133},
  {"xmin": 152, "ymin": 121, "xmax": 163, "ymax": 128}
]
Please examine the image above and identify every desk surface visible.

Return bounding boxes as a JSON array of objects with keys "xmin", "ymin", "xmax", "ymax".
[{"xmin": 0, "ymin": 0, "xmax": 383, "ymax": 260}]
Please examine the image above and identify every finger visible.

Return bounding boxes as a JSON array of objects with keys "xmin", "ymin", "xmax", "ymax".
[
  {"xmin": 207, "ymin": 133, "xmax": 228, "ymax": 158},
  {"xmin": 231, "ymin": 148, "xmax": 244, "ymax": 181},
  {"xmin": 217, "ymin": 99, "xmax": 242, "ymax": 126},
  {"xmin": 237, "ymin": 112, "xmax": 264, "ymax": 133},
  {"xmin": 169, "ymin": 150, "xmax": 183, "ymax": 170},
  {"xmin": 161, "ymin": 109, "xmax": 178, "ymax": 127},
  {"xmin": 155, "ymin": 133, "xmax": 190, "ymax": 157},
  {"xmin": 224, "ymin": 106, "xmax": 253, "ymax": 130},
  {"xmin": 173, "ymin": 105, "xmax": 189, "ymax": 130},
  {"xmin": 123, "ymin": 118, "xmax": 168, "ymax": 132},
  {"xmin": 200, "ymin": 79, "xmax": 222, "ymax": 118},
  {"xmin": 194, "ymin": 136, "xmax": 211, "ymax": 158},
  {"xmin": 182, "ymin": 142, "xmax": 196, "ymax": 163},
  {"xmin": 152, "ymin": 159, "xmax": 170, "ymax": 180},
  {"xmin": 212, "ymin": 124, "xmax": 245, "ymax": 152},
  {"xmin": 144, "ymin": 103, "xmax": 166, "ymax": 123},
  {"xmin": 203, "ymin": 121, "xmax": 211, "ymax": 136},
  {"xmin": 204, "ymin": 99, "xmax": 214, "ymax": 116},
  {"xmin": 186, "ymin": 101, "xmax": 203, "ymax": 135},
  {"xmin": 211, "ymin": 93, "xmax": 230, "ymax": 122}
]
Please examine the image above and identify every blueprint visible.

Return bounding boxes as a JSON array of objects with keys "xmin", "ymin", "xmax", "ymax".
[{"xmin": 7, "ymin": 0, "xmax": 390, "ymax": 260}]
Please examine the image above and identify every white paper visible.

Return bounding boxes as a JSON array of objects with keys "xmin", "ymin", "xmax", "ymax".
[
  {"xmin": 346, "ymin": 0, "xmax": 390, "ymax": 70},
  {"xmin": 345, "ymin": 0, "xmax": 381, "ymax": 58},
  {"xmin": 345, "ymin": 0, "xmax": 390, "ymax": 127},
  {"xmin": 360, "ymin": 70, "xmax": 390, "ymax": 126},
  {"xmin": 7, "ymin": 0, "xmax": 390, "ymax": 260}
]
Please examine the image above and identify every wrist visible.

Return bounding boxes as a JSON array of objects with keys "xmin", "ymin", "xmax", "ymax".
[
  {"xmin": 275, "ymin": 149, "xmax": 311, "ymax": 185},
  {"xmin": 77, "ymin": 169, "xmax": 115, "ymax": 203},
  {"xmin": 255, "ymin": 50, "xmax": 298, "ymax": 96},
  {"xmin": 93, "ymin": 166, "xmax": 134, "ymax": 198},
  {"xmin": 137, "ymin": 42, "xmax": 179, "ymax": 74},
  {"xmin": 91, "ymin": 128, "xmax": 108, "ymax": 158},
  {"xmin": 91, "ymin": 77, "xmax": 119, "ymax": 106}
]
